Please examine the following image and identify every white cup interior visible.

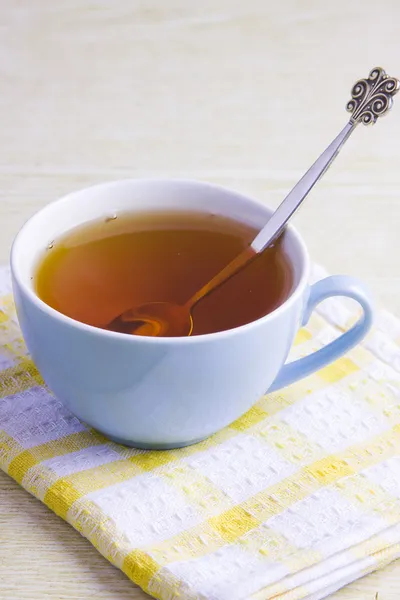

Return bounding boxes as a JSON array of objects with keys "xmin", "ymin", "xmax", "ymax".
[{"xmin": 11, "ymin": 179, "xmax": 309, "ymax": 298}]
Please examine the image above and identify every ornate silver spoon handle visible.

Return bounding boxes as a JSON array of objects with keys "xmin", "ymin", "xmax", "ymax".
[{"xmin": 251, "ymin": 67, "xmax": 399, "ymax": 253}]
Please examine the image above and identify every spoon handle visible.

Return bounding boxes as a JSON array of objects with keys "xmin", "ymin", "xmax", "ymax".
[
  {"xmin": 251, "ymin": 66, "xmax": 399, "ymax": 253},
  {"xmin": 188, "ymin": 123, "xmax": 354, "ymax": 309},
  {"xmin": 250, "ymin": 121, "xmax": 355, "ymax": 252},
  {"xmin": 187, "ymin": 67, "xmax": 399, "ymax": 312}
]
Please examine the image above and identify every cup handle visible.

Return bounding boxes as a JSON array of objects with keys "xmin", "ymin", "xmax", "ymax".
[{"xmin": 269, "ymin": 275, "xmax": 374, "ymax": 392}]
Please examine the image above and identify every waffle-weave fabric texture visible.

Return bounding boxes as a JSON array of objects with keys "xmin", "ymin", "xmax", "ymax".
[{"xmin": 1, "ymin": 264, "xmax": 400, "ymax": 600}]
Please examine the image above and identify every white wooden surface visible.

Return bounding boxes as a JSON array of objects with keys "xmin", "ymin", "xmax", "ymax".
[{"xmin": 1, "ymin": 1, "xmax": 400, "ymax": 598}]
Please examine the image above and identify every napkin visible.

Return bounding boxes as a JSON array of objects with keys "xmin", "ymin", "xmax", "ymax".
[{"xmin": 1, "ymin": 263, "xmax": 400, "ymax": 600}]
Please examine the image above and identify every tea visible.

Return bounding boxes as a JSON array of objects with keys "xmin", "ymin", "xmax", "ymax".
[{"xmin": 35, "ymin": 210, "xmax": 293, "ymax": 336}]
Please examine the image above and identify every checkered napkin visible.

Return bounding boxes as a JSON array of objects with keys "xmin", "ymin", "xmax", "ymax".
[{"xmin": 1, "ymin": 264, "xmax": 400, "ymax": 600}]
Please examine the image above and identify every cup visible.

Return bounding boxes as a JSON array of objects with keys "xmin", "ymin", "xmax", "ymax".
[{"xmin": 11, "ymin": 179, "xmax": 373, "ymax": 449}]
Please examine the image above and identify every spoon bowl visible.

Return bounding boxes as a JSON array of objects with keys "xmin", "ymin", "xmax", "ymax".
[{"xmin": 108, "ymin": 302, "xmax": 193, "ymax": 337}]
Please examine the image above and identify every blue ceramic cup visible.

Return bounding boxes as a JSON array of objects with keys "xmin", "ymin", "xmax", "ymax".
[{"xmin": 11, "ymin": 179, "xmax": 373, "ymax": 448}]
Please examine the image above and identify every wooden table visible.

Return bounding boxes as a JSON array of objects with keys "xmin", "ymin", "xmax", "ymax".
[{"xmin": 1, "ymin": 1, "xmax": 400, "ymax": 598}]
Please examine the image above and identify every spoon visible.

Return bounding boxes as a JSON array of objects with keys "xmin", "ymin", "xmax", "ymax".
[{"xmin": 108, "ymin": 67, "xmax": 399, "ymax": 337}]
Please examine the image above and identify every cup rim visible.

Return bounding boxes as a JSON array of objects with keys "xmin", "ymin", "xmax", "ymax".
[{"xmin": 11, "ymin": 178, "xmax": 310, "ymax": 345}]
